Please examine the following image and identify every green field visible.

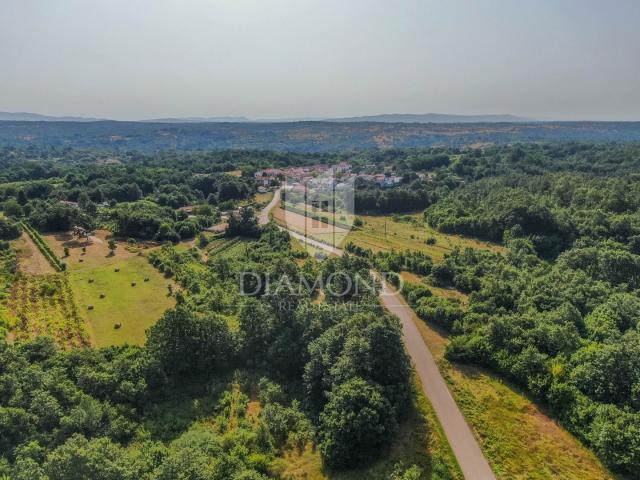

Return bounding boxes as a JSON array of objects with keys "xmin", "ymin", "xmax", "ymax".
[
  {"xmin": 272, "ymin": 209, "xmax": 503, "ymax": 262},
  {"xmin": 213, "ymin": 237, "xmax": 255, "ymax": 260},
  {"xmin": 347, "ymin": 214, "xmax": 503, "ymax": 261},
  {"xmin": 70, "ymin": 255, "xmax": 175, "ymax": 347}
]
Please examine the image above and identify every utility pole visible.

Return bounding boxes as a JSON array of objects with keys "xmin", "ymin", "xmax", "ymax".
[
  {"xmin": 332, "ymin": 169, "xmax": 336, "ymax": 249},
  {"xmin": 304, "ymin": 181, "xmax": 308, "ymax": 250}
]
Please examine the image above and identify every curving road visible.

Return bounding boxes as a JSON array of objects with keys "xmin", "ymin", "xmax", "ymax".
[
  {"xmin": 257, "ymin": 188, "xmax": 282, "ymax": 225},
  {"xmin": 259, "ymin": 197, "xmax": 496, "ymax": 479}
]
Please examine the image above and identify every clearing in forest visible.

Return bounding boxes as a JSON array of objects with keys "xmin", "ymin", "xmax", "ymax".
[
  {"xmin": 43, "ymin": 229, "xmax": 139, "ymax": 270},
  {"xmin": 41, "ymin": 229, "xmax": 175, "ymax": 346},
  {"xmin": 70, "ymin": 255, "xmax": 175, "ymax": 347},
  {"xmin": 346, "ymin": 214, "xmax": 503, "ymax": 261},
  {"xmin": 272, "ymin": 209, "xmax": 503, "ymax": 261}
]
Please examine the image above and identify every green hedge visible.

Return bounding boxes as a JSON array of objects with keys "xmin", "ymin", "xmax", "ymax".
[{"xmin": 20, "ymin": 221, "xmax": 65, "ymax": 271}]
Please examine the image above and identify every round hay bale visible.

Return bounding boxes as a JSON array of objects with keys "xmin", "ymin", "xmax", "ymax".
[
  {"xmin": 114, "ymin": 323, "xmax": 121, "ymax": 329},
  {"xmin": 131, "ymin": 282, "xmax": 136, "ymax": 287},
  {"xmin": 79, "ymin": 259, "xmax": 84, "ymax": 263},
  {"xmin": 114, "ymin": 268, "xmax": 120, "ymax": 272},
  {"xmin": 87, "ymin": 305, "xmax": 94, "ymax": 310},
  {"xmin": 99, "ymin": 293, "xmax": 105, "ymax": 299},
  {"xmin": 88, "ymin": 278, "xmax": 94, "ymax": 283},
  {"xmin": 144, "ymin": 277, "xmax": 149, "ymax": 282}
]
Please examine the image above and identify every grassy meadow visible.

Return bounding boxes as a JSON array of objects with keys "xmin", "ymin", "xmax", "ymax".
[
  {"xmin": 347, "ymin": 214, "xmax": 503, "ymax": 261},
  {"xmin": 70, "ymin": 255, "xmax": 175, "ymax": 347},
  {"xmin": 253, "ymin": 190, "xmax": 275, "ymax": 205},
  {"xmin": 8, "ymin": 227, "xmax": 177, "ymax": 348},
  {"xmin": 13, "ymin": 233, "xmax": 56, "ymax": 275},
  {"xmin": 271, "ymin": 208, "xmax": 503, "ymax": 262}
]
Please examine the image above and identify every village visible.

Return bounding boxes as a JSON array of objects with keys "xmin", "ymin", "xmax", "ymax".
[{"xmin": 252, "ymin": 161, "xmax": 407, "ymax": 193}]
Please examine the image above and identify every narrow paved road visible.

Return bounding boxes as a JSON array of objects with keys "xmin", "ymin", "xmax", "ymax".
[
  {"xmin": 257, "ymin": 188, "xmax": 282, "ymax": 225},
  {"xmin": 284, "ymin": 228, "xmax": 344, "ymax": 256},
  {"xmin": 258, "ymin": 199, "xmax": 496, "ymax": 479},
  {"xmin": 379, "ymin": 282, "xmax": 496, "ymax": 480},
  {"xmin": 260, "ymin": 188, "xmax": 344, "ymax": 256}
]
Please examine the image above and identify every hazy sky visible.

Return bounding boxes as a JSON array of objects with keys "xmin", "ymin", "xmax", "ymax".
[{"xmin": 1, "ymin": 0, "xmax": 639, "ymax": 120}]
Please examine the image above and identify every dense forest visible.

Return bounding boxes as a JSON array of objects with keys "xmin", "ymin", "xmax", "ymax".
[
  {"xmin": 2, "ymin": 142, "xmax": 640, "ymax": 476},
  {"xmin": 0, "ymin": 225, "xmax": 419, "ymax": 478}
]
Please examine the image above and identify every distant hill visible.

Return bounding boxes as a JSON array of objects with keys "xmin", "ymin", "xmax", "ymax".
[
  {"xmin": 0, "ymin": 120, "xmax": 639, "ymax": 152},
  {"xmin": 142, "ymin": 116, "xmax": 251, "ymax": 123},
  {"xmin": 0, "ymin": 111, "xmax": 533, "ymax": 124},
  {"xmin": 0, "ymin": 111, "xmax": 103, "ymax": 122},
  {"xmin": 328, "ymin": 113, "xmax": 533, "ymax": 123}
]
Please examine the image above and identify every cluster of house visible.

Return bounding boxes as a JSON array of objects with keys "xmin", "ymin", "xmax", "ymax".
[
  {"xmin": 253, "ymin": 162, "xmax": 403, "ymax": 191},
  {"xmin": 60, "ymin": 200, "xmax": 111, "ymax": 208}
]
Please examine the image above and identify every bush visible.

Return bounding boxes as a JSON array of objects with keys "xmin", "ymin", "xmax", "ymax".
[
  {"xmin": 146, "ymin": 306, "xmax": 233, "ymax": 375},
  {"xmin": 0, "ymin": 219, "xmax": 21, "ymax": 240},
  {"xmin": 414, "ymin": 296, "xmax": 463, "ymax": 332},
  {"xmin": 318, "ymin": 378, "xmax": 397, "ymax": 468}
]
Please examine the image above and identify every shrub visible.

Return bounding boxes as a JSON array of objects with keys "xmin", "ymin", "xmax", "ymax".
[{"xmin": 0, "ymin": 219, "xmax": 21, "ymax": 240}]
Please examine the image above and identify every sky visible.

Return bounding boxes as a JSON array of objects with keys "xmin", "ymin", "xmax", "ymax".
[{"xmin": 1, "ymin": 0, "xmax": 639, "ymax": 121}]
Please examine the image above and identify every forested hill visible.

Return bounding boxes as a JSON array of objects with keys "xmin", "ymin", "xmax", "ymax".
[{"xmin": 1, "ymin": 120, "xmax": 640, "ymax": 152}]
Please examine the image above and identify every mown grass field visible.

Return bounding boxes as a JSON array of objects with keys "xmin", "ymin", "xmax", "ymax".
[
  {"xmin": 44, "ymin": 229, "xmax": 141, "ymax": 271},
  {"xmin": 407, "ymin": 283, "xmax": 617, "ymax": 480},
  {"xmin": 272, "ymin": 209, "xmax": 503, "ymax": 262},
  {"xmin": 281, "ymin": 377, "xmax": 463, "ymax": 480},
  {"xmin": 347, "ymin": 214, "xmax": 503, "ymax": 261},
  {"xmin": 70, "ymin": 255, "xmax": 175, "ymax": 347},
  {"xmin": 38, "ymin": 230, "xmax": 176, "ymax": 347}
]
